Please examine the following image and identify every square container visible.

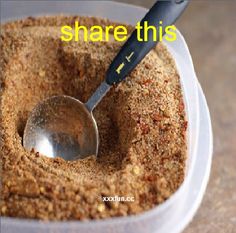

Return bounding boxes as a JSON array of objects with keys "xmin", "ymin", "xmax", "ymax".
[{"xmin": 1, "ymin": 1, "xmax": 213, "ymax": 233}]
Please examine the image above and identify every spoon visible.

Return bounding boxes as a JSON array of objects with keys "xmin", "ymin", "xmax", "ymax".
[{"xmin": 23, "ymin": 0, "xmax": 189, "ymax": 160}]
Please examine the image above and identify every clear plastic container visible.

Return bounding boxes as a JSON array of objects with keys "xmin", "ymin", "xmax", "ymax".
[{"xmin": 1, "ymin": 1, "xmax": 213, "ymax": 233}]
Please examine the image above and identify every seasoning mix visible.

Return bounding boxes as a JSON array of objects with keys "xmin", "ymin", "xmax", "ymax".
[{"xmin": 0, "ymin": 16, "xmax": 187, "ymax": 220}]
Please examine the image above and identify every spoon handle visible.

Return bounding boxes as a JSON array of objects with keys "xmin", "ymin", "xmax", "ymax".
[
  {"xmin": 86, "ymin": 0, "xmax": 189, "ymax": 112},
  {"xmin": 106, "ymin": 0, "xmax": 189, "ymax": 85}
]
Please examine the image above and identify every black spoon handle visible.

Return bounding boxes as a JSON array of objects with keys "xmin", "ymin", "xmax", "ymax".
[{"xmin": 106, "ymin": 0, "xmax": 189, "ymax": 85}]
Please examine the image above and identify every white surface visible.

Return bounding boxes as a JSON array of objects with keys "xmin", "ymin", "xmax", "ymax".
[{"xmin": 1, "ymin": 1, "xmax": 213, "ymax": 233}]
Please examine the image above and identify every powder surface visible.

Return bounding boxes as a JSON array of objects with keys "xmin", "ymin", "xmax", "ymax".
[{"xmin": 0, "ymin": 16, "xmax": 187, "ymax": 220}]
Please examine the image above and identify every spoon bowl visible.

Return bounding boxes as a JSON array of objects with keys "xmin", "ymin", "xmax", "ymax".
[{"xmin": 23, "ymin": 96, "xmax": 98, "ymax": 160}]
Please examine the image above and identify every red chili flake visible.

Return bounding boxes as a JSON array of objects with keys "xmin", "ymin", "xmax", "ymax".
[
  {"xmin": 145, "ymin": 63, "xmax": 152, "ymax": 70},
  {"xmin": 151, "ymin": 113, "xmax": 162, "ymax": 122},
  {"xmin": 182, "ymin": 121, "xmax": 188, "ymax": 131},
  {"xmin": 179, "ymin": 100, "xmax": 185, "ymax": 112},
  {"xmin": 141, "ymin": 79, "xmax": 153, "ymax": 86},
  {"xmin": 145, "ymin": 175, "xmax": 156, "ymax": 182}
]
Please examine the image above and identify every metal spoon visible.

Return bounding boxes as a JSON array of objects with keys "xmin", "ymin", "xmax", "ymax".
[{"xmin": 23, "ymin": 0, "xmax": 189, "ymax": 160}]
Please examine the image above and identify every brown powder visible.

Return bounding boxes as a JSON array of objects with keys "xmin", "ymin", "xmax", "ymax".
[{"xmin": 0, "ymin": 16, "xmax": 187, "ymax": 220}]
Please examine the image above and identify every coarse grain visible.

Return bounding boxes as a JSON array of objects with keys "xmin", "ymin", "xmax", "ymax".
[{"xmin": 0, "ymin": 16, "xmax": 187, "ymax": 220}]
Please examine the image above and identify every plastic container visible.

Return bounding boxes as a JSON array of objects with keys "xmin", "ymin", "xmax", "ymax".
[{"xmin": 1, "ymin": 1, "xmax": 213, "ymax": 233}]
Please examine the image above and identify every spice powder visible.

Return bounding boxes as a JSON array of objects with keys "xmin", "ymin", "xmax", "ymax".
[{"xmin": 0, "ymin": 16, "xmax": 187, "ymax": 220}]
